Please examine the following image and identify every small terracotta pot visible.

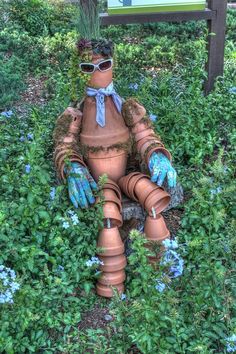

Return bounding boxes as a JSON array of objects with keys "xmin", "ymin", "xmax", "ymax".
[
  {"xmin": 98, "ymin": 270, "xmax": 126, "ymax": 286},
  {"xmin": 96, "ymin": 282, "xmax": 124, "ymax": 298},
  {"xmin": 131, "ymin": 121, "xmax": 151, "ymax": 134},
  {"xmin": 146, "ymin": 147, "xmax": 171, "ymax": 165},
  {"xmin": 101, "ymin": 189, "xmax": 122, "ymax": 213},
  {"xmin": 139, "ymin": 185, "xmax": 160, "ymax": 206},
  {"xmin": 134, "ymin": 129, "xmax": 156, "ymax": 143},
  {"xmin": 136, "ymin": 136, "xmax": 155, "ymax": 151},
  {"xmin": 140, "ymin": 139, "xmax": 161, "ymax": 158},
  {"xmin": 134, "ymin": 176, "xmax": 152, "ymax": 199},
  {"xmin": 144, "ymin": 189, "xmax": 171, "ymax": 215},
  {"xmin": 86, "ymin": 149, "xmax": 128, "ymax": 183},
  {"xmin": 128, "ymin": 101, "xmax": 146, "ymax": 126},
  {"xmin": 103, "ymin": 202, "xmax": 123, "ymax": 227},
  {"xmin": 99, "ymin": 255, "xmax": 127, "ymax": 272},
  {"xmin": 97, "ymin": 227, "xmax": 124, "ymax": 256},
  {"xmin": 144, "ymin": 215, "xmax": 170, "ymax": 241},
  {"xmin": 118, "ymin": 172, "xmax": 140, "ymax": 197},
  {"xmin": 103, "ymin": 180, "xmax": 122, "ymax": 200},
  {"xmin": 127, "ymin": 173, "xmax": 148, "ymax": 202}
]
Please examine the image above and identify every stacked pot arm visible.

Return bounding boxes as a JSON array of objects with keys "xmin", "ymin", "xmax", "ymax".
[
  {"xmin": 121, "ymin": 98, "xmax": 172, "ymax": 166},
  {"xmin": 53, "ymin": 107, "xmax": 87, "ymax": 181}
]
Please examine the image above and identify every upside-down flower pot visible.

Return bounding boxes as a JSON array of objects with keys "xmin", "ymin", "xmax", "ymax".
[
  {"xmin": 99, "ymin": 254, "xmax": 127, "ymax": 272},
  {"xmin": 97, "ymin": 227, "xmax": 124, "ymax": 256},
  {"xmin": 102, "ymin": 201, "xmax": 123, "ymax": 227},
  {"xmin": 86, "ymin": 149, "xmax": 128, "ymax": 183},
  {"xmin": 144, "ymin": 188, "xmax": 171, "ymax": 215},
  {"xmin": 104, "ymin": 179, "xmax": 122, "ymax": 200},
  {"xmin": 98, "ymin": 270, "xmax": 126, "ymax": 286},
  {"xmin": 96, "ymin": 282, "xmax": 124, "ymax": 298},
  {"xmin": 144, "ymin": 215, "xmax": 170, "ymax": 241}
]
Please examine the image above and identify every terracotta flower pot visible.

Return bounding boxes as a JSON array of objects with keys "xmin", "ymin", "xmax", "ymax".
[
  {"xmin": 140, "ymin": 139, "xmax": 161, "ymax": 159},
  {"xmin": 144, "ymin": 188, "xmax": 171, "ymax": 215},
  {"xmin": 124, "ymin": 99, "xmax": 146, "ymax": 126},
  {"xmin": 97, "ymin": 227, "xmax": 124, "ymax": 256},
  {"xmin": 131, "ymin": 121, "xmax": 151, "ymax": 135},
  {"xmin": 144, "ymin": 215, "xmax": 170, "ymax": 241},
  {"xmin": 145, "ymin": 146, "xmax": 172, "ymax": 165},
  {"xmin": 134, "ymin": 176, "xmax": 155, "ymax": 203},
  {"xmin": 99, "ymin": 254, "xmax": 127, "ymax": 272},
  {"xmin": 127, "ymin": 173, "xmax": 148, "ymax": 202},
  {"xmin": 104, "ymin": 179, "xmax": 122, "ymax": 200},
  {"xmin": 86, "ymin": 149, "xmax": 128, "ymax": 183},
  {"xmin": 100, "ymin": 189, "xmax": 122, "ymax": 213},
  {"xmin": 118, "ymin": 172, "xmax": 140, "ymax": 197},
  {"xmin": 98, "ymin": 270, "xmax": 126, "ymax": 286},
  {"xmin": 96, "ymin": 282, "xmax": 124, "ymax": 298},
  {"xmin": 134, "ymin": 129, "xmax": 156, "ymax": 143},
  {"xmin": 103, "ymin": 202, "xmax": 123, "ymax": 227}
]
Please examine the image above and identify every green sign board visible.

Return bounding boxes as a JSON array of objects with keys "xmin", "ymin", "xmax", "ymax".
[{"xmin": 108, "ymin": 0, "xmax": 206, "ymax": 14}]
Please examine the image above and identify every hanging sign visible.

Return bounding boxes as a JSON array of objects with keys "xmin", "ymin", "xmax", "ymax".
[{"xmin": 108, "ymin": 0, "xmax": 206, "ymax": 15}]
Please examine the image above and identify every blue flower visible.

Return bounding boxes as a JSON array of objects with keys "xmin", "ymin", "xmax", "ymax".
[
  {"xmin": 149, "ymin": 114, "xmax": 158, "ymax": 122},
  {"xmin": 129, "ymin": 83, "xmax": 139, "ymax": 91},
  {"xmin": 229, "ymin": 87, "xmax": 236, "ymax": 94},
  {"xmin": 27, "ymin": 133, "xmax": 34, "ymax": 140},
  {"xmin": 161, "ymin": 250, "xmax": 184, "ymax": 279},
  {"xmin": 50, "ymin": 187, "xmax": 56, "ymax": 200},
  {"xmin": 10, "ymin": 282, "xmax": 20, "ymax": 292},
  {"xmin": 210, "ymin": 186, "xmax": 222, "ymax": 199},
  {"xmin": 19, "ymin": 136, "xmax": 25, "ymax": 142},
  {"xmin": 62, "ymin": 221, "xmax": 70, "ymax": 229},
  {"xmin": 86, "ymin": 257, "xmax": 104, "ymax": 267},
  {"xmin": 226, "ymin": 334, "xmax": 236, "ymax": 352},
  {"xmin": 68, "ymin": 210, "xmax": 75, "ymax": 216},
  {"xmin": 155, "ymin": 281, "xmax": 166, "ymax": 292},
  {"xmin": 1, "ymin": 110, "xmax": 13, "ymax": 118},
  {"xmin": 0, "ymin": 271, "xmax": 7, "ymax": 279},
  {"xmin": 162, "ymin": 239, "xmax": 178, "ymax": 250},
  {"xmin": 71, "ymin": 214, "xmax": 79, "ymax": 226},
  {"xmin": 0, "ymin": 265, "xmax": 20, "ymax": 304},
  {"xmin": 25, "ymin": 164, "xmax": 31, "ymax": 174},
  {"xmin": 57, "ymin": 265, "xmax": 64, "ymax": 272},
  {"xmin": 121, "ymin": 293, "xmax": 126, "ymax": 300}
]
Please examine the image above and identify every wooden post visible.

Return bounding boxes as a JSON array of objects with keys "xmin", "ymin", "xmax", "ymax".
[{"xmin": 204, "ymin": 0, "xmax": 227, "ymax": 94}]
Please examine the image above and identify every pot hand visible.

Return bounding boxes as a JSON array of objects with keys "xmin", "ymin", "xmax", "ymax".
[
  {"xmin": 65, "ymin": 162, "xmax": 97, "ymax": 209},
  {"xmin": 148, "ymin": 152, "xmax": 177, "ymax": 188}
]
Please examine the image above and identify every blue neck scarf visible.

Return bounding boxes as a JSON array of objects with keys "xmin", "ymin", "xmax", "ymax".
[{"xmin": 86, "ymin": 82, "xmax": 123, "ymax": 128}]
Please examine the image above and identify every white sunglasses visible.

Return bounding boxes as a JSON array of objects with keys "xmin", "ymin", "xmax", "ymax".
[{"xmin": 79, "ymin": 58, "xmax": 113, "ymax": 74}]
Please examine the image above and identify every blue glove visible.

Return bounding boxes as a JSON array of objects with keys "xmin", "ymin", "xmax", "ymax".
[
  {"xmin": 148, "ymin": 152, "xmax": 177, "ymax": 188},
  {"xmin": 64, "ymin": 162, "xmax": 97, "ymax": 209}
]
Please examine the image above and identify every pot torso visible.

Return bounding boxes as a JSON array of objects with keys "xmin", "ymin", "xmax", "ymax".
[{"xmin": 80, "ymin": 96, "xmax": 130, "ymax": 182}]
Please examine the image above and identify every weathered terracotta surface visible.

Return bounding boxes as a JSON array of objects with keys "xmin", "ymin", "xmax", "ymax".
[
  {"xmin": 144, "ymin": 189, "xmax": 171, "ymax": 215},
  {"xmin": 103, "ymin": 201, "xmax": 123, "ymax": 227},
  {"xmin": 80, "ymin": 96, "xmax": 130, "ymax": 148},
  {"xmin": 99, "ymin": 254, "xmax": 127, "ymax": 272},
  {"xmin": 96, "ymin": 282, "xmax": 124, "ymax": 298},
  {"xmin": 86, "ymin": 149, "xmax": 128, "ymax": 183},
  {"xmin": 97, "ymin": 227, "xmax": 124, "ymax": 256},
  {"xmin": 144, "ymin": 215, "xmax": 170, "ymax": 241},
  {"xmin": 98, "ymin": 270, "xmax": 126, "ymax": 286}
]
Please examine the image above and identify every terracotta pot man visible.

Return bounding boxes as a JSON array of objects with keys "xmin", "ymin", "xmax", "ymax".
[{"xmin": 53, "ymin": 39, "xmax": 177, "ymax": 297}]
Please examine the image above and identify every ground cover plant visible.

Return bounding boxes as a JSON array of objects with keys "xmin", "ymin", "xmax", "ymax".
[{"xmin": 0, "ymin": 1, "xmax": 236, "ymax": 353}]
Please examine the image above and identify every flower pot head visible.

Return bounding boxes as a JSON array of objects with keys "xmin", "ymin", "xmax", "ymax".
[{"xmin": 77, "ymin": 38, "xmax": 114, "ymax": 88}]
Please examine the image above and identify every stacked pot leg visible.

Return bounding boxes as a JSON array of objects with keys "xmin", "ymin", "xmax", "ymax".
[
  {"xmin": 118, "ymin": 172, "xmax": 171, "ymax": 263},
  {"xmin": 96, "ymin": 180, "xmax": 126, "ymax": 298}
]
